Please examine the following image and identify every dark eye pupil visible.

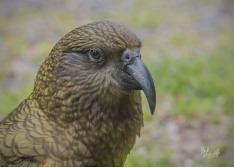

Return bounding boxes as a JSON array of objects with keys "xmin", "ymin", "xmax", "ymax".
[{"xmin": 91, "ymin": 49, "xmax": 100, "ymax": 59}]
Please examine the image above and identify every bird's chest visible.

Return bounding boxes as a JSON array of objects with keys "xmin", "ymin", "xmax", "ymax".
[{"xmin": 68, "ymin": 114, "xmax": 141, "ymax": 167}]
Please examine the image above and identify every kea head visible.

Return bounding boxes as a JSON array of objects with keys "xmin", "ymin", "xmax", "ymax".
[{"xmin": 34, "ymin": 21, "xmax": 156, "ymax": 115}]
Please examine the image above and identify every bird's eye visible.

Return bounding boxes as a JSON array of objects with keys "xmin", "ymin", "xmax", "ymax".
[{"xmin": 89, "ymin": 48, "xmax": 104, "ymax": 62}]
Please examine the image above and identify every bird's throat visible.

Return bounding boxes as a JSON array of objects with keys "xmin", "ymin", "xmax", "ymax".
[{"xmin": 37, "ymin": 88, "xmax": 143, "ymax": 166}]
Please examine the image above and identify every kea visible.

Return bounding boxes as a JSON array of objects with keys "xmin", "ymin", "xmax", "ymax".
[{"xmin": 0, "ymin": 21, "xmax": 156, "ymax": 167}]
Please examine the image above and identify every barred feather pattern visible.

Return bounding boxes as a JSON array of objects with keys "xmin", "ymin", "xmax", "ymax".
[{"xmin": 0, "ymin": 21, "xmax": 144, "ymax": 167}]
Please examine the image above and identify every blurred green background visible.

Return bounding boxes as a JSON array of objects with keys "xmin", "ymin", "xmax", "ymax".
[{"xmin": 0, "ymin": 0, "xmax": 233, "ymax": 166}]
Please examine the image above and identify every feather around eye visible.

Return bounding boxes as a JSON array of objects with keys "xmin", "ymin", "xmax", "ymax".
[{"xmin": 89, "ymin": 47, "xmax": 104, "ymax": 62}]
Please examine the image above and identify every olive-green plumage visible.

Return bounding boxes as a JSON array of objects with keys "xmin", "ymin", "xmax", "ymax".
[{"xmin": 0, "ymin": 21, "xmax": 156, "ymax": 167}]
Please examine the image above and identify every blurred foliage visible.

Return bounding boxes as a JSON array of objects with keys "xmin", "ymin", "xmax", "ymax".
[
  {"xmin": 0, "ymin": 86, "xmax": 32, "ymax": 115},
  {"xmin": 147, "ymin": 46, "xmax": 234, "ymax": 117}
]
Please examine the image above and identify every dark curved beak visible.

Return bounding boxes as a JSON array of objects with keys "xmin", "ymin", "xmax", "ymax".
[
  {"xmin": 121, "ymin": 48, "xmax": 156, "ymax": 115},
  {"xmin": 126, "ymin": 57, "xmax": 156, "ymax": 115}
]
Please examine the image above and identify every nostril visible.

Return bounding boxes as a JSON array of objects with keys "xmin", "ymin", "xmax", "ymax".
[
  {"xmin": 125, "ymin": 54, "xmax": 130, "ymax": 60},
  {"xmin": 121, "ymin": 49, "xmax": 138, "ymax": 64}
]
